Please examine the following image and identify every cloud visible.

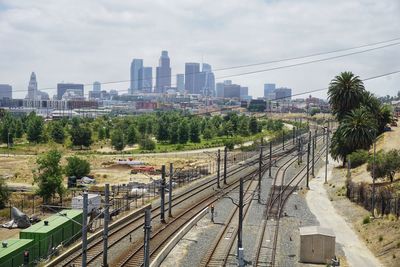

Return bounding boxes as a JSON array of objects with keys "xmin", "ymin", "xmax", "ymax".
[{"xmin": 0, "ymin": 0, "xmax": 399, "ymax": 99}]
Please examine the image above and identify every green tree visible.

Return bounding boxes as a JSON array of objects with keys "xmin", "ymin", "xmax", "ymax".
[
  {"xmin": 330, "ymin": 126, "xmax": 352, "ymax": 165},
  {"xmin": 27, "ymin": 115, "xmax": 44, "ymax": 143},
  {"xmin": 70, "ymin": 125, "xmax": 93, "ymax": 149},
  {"xmin": 111, "ymin": 129, "xmax": 125, "ymax": 151},
  {"xmin": 157, "ymin": 119, "xmax": 170, "ymax": 143},
  {"xmin": 169, "ymin": 122, "xmax": 180, "ymax": 144},
  {"xmin": 14, "ymin": 119, "xmax": 24, "ymax": 138},
  {"xmin": 64, "ymin": 156, "xmax": 91, "ymax": 179},
  {"xmin": 139, "ymin": 137, "xmax": 156, "ymax": 150},
  {"xmin": 249, "ymin": 117, "xmax": 258, "ymax": 135},
  {"xmin": 178, "ymin": 119, "xmax": 189, "ymax": 144},
  {"xmin": 328, "ymin": 71, "xmax": 365, "ymax": 121},
  {"xmin": 126, "ymin": 125, "xmax": 139, "ymax": 145},
  {"xmin": 367, "ymin": 150, "xmax": 400, "ymax": 183},
  {"xmin": 98, "ymin": 127, "xmax": 105, "ymax": 140},
  {"xmin": 50, "ymin": 121, "xmax": 65, "ymax": 144},
  {"xmin": 189, "ymin": 120, "xmax": 201, "ymax": 143},
  {"xmin": 238, "ymin": 117, "xmax": 250, "ymax": 136},
  {"xmin": 0, "ymin": 178, "xmax": 10, "ymax": 209},
  {"xmin": 33, "ymin": 149, "xmax": 64, "ymax": 203}
]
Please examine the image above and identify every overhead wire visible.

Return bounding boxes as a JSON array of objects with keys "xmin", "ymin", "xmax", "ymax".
[{"xmin": 9, "ymin": 37, "xmax": 400, "ymax": 95}]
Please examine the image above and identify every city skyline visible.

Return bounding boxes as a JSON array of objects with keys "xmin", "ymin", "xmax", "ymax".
[{"xmin": 0, "ymin": 1, "xmax": 399, "ymax": 99}]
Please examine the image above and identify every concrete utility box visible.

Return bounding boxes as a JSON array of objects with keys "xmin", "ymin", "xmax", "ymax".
[
  {"xmin": 72, "ymin": 194, "xmax": 101, "ymax": 213},
  {"xmin": 299, "ymin": 226, "xmax": 335, "ymax": 264}
]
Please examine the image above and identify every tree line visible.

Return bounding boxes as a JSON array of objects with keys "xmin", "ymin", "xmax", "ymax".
[{"xmin": 328, "ymin": 71, "xmax": 393, "ymax": 165}]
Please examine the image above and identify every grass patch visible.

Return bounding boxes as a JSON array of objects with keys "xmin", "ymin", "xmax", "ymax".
[{"xmin": 363, "ymin": 216, "xmax": 371, "ymax": 224}]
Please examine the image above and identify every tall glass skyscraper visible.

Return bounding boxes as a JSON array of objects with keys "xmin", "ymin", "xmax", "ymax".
[
  {"xmin": 139, "ymin": 67, "xmax": 153, "ymax": 93},
  {"xmin": 185, "ymin": 63, "xmax": 200, "ymax": 94},
  {"xmin": 155, "ymin": 51, "xmax": 171, "ymax": 93},
  {"xmin": 130, "ymin": 59, "xmax": 143, "ymax": 94}
]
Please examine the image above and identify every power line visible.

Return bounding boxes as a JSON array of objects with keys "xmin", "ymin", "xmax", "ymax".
[
  {"xmin": 271, "ymin": 70, "xmax": 400, "ymax": 102},
  {"xmin": 10, "ymin": 37, "xmax": 400, "ymax": 95}
]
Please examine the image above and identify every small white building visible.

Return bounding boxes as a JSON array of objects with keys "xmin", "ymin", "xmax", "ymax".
[
  {"xmin": 299, "ymin": 226, "xmax": 336, "ymax": 264},
  {"xmin": 72, "ymin": 194, "xmax": 101, "ymax": 213}
]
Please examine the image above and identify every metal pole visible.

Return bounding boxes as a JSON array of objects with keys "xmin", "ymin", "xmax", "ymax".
[
  {"xmin": 82, "ymin": 192, "xmax": 88, "ymax": 267},
  {"xmin": 168, "ymin": 163, "xmax": 173, "ymax": 217},
  {"xmin": 224, "ymin": 146, "xmax": 227, "ymax": 184},
  {"xmin": 292, "ymin": 127, "xmax": 295, "ymax": 145},
  {"xmin": 103, "ymin": 184, "xmax": 110, "ymax": 267},
  {"xmin": 306, "ymin": 142, "xmax": 310, "ymax": 189},
  {"xmin": 372, "ymin": 136, "xmax": 376, "ymax": 217},
  {"xmin": 217, "ymin": 149, "xmax": 221, "ymax": 189},
  {"xmin": 347, "ymin": 157, "xmax": 351, "ymax": 178},
  {"xmin": 324, "ymin": 125, "xmax": 329, "ymax": 184},
  {"xmin": 258, "ymin": 147, "xmax": 263, "ymax": 203},
  {"xmin": 238, "ymin": 178, "xmax": 243, "ymax": 258},
  {"xmin": 312, "ymin": 136, "xmax": 315, "ymax": 177},
  {"xmin": 143, "ymin": 208, "xmax": 152, "ymax": 267},
  {"xmin": 160, "ymin": 165, "xmax": 166, "ymax": 223},
  {"xmin": 282, "ymin": 130, "xmax": 285, "ymax": 150},
  {"xmin": 269, "ymin": 142, "xmax": 272, "ymax": 178}
]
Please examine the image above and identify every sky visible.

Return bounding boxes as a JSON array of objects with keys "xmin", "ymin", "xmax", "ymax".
[{"xmin": 0, "ymin": 0, "xmax": 399, "ymax": 99}]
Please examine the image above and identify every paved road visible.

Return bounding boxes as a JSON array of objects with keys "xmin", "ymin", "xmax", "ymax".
[{"xmin": 306, "ymin": 160, "xmax": 382, "ymax": 267}]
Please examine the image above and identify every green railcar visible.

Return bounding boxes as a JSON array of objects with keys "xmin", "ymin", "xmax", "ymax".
[
  {"xmin": 19, "ymin": 209, "xmax": 83, "ymax": 261},
  {"xmin": 0, "ymin": 239, "xmax": 37, "ymax": 267}
]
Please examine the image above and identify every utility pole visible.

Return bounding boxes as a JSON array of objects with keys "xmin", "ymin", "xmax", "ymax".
[
  {"xmin": 217, "ymin": 149, "xmax": 221, "ymax": 189},
  {"xmin": 258, "ymin": 147, "xmax": 263, "ymax": 203},
  {"xmin": 292, "ymin": 127, "xmax": 296, "ymax": 145},
  {"xmin": 224, "ymin": 146, "xmax": 227, "ymax": 184},
  {"xmin": 237, "ymin": 178, "xmax": 244, "ymax": 266},
  {"xmin": 324, "ymin": 122, "xmax": 330, "ymax": 184},
  {"xmin": 168, "ymin": 163, "xmax": 173, "ymax": 218},
  {"xmin": 282, "ymin": 130, "xmax": 285, "ymax": 150},
  {"xmin": 306, "ymin": 141, "xmax": 310, "ymax": 189},
  {"xmin": 269, "ymin": 142, "xmax": 272, "ymax": 178},
  {"xmin": 103, "ymin": 184, "xmax": 110, "ymax": 267},
  {"xmin": 312, "ymin": 135, "xmax": 315, "ymax": 177},
  {"xmin": 82, "ymin": 192, "xmax": 88, "ymax": 267},
  {"xmin": 143, "ymin": 208, "xmax": 152, "ymax": 267},
  {"xmin": 160, "ymin": 165, "xmax": 166, "ymax": 223},
  {"xmin": 372, "ymin": 134, "xmax": 376, "ymax": 217}
]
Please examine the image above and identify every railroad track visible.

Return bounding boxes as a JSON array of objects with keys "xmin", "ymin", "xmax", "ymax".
[
  {"xmin": 254, "ymin": 136, "xmax": 328, "ymax": 267},
  {"xmin": 59, "ymin": 141, "xmax": 296, "ymax": 266},
  {"xmin": 199, "ymin": 166, "xmax": 266, "ymax": 267}
]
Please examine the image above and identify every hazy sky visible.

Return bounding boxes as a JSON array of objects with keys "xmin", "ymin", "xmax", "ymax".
[{"xmin": 1, "ymin": 0, "xmax": 399, "ymax": 99}]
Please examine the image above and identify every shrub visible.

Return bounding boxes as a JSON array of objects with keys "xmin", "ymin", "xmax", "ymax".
[
  {"xmin": 223, "ymin": 139, "xmax": 235, "ymax": 150},
  {"xmin": 378, "ymin": 235, "xmax": 383, "ymax": 242},
  {"xmin": 348, "ymin": 150, "xmax": 369, "ymax": 168},
  {"xmin": 362, "ymin": 216, "xmax": 370, "ymax": 224},
  {"xmin": 140, "ymin": 138, "xmax": 156, "ymax": 151}
]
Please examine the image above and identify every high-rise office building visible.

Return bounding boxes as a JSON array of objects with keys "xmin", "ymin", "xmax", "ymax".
[
  {"xmin": 139, "ymin": 67, "xmax": 153, "ymax": 93},
  {"xmin": 176, "ymin": 74, "xmax": 185, "ymax": 92},
  {"xmin": 130, "ymin": 59, "xmax": 143, "ymax": 94},
  {"xmin": 264, "ymin": 83, "xmax": 276, "ymax": 99},
  {"xmin": 93, "ymin": 81, "xmax": 101, "ymax": 92},
  {"xmin": 274, "ymin": 87, "xmax": 292, "ymax": 101},
  {"xmin": 57, "ymin": 83, "xmax": 84, "ymax": 100},
  {"xmin": 216, "ymin": 82, "xmax": 224, "ymax": 98},
  {"xmin": 240, "ymin": 87, "xmax": 249, "ymax": 97},
  {"xmin": 26, "ymin": 72, "xmax": 38, "ymax": 100},
  {"xmin": 201, "ymin": 63, "xmax": 215, "ymax": 96},
  {"xmin": 0, "ymin": 84, "xmax": 12, "ymax": 99},
  {"xmin": 155, "ymin": 51, "xmax": 171, "ymax": 93},
  {"xmin": 185, "ymin": 63, "xmax": 200, "ymax": 94},
  {"xmin": 25, "ymin": 72, "xmax": 49, "ymax": 100}
]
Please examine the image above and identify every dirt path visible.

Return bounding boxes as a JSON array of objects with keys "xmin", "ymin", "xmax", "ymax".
[{"xmin": 306, "ymin": 161, "xmax": 382, "ymax": 267}]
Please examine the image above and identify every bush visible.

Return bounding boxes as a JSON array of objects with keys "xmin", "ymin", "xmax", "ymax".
[
  {"xmin": 362, "ymin": 215, "xmax": 370, "ymax": 224},
  {"xmin": 223, "ymin": 139, "xmax": 235, "ymax": 150},
  {"xmin": 0, "ymin": 178, "xmax": 10, "ymax": 209},
  {"xmin": 379, "ymin": 235, "xmax": 383, "ymax": 242},
  {"xmin": 140, "ymin": 138, "xmax": 156, "ymax": 151},
  {"xmin": 348, "ymin": 150, "xmax": 369, "ymax": 168}
]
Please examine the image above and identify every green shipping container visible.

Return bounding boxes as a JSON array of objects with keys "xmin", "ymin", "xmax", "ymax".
[
  {"xmin": 0, "ymin": 239, "xmax": 37, "ymax": 267},
  {"xmin": 20, "ymin": 209, "xmax": 83, "ymax": 261}
]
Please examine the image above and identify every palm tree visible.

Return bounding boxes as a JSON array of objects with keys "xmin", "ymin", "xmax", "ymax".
[
  {"xmin": 328, "ymin": 71, "xmax": 365, "ymax": 121},
  {"xmin": 341, "ymin": 107, "xmax": 377, "ymax": 150}
]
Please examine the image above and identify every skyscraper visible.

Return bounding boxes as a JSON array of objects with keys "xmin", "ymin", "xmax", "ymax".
[
  {"xmin": 26, "ymin": 72, "xmax": 38, "ymax": 100},
  {"xmin": 130, "ymin": 59, "xmax": 143, "ymax": 94},
  {"xmin": 201, "ymin": 63, "xmax": 215, "ymax": 96},
  {"xmin": 93, "ymin": 81, "xmax": 101, "ymax": 92},
  {"xmin": 0, "ymin": 84, "xmax": 12, "ymax": 100},
  {"xmin": 155, "ymin": 51, "xmax": 171, "ymax": 93},
  {"xmin": 264, "ymin": 83, "xmax": 276, "ymax": 100},
  {"xmin": 185, "ymin": 63, "xmax": 200, "ymax": 94},
  {"xmin": 274, "ymin": 87, "xmax": 292, "ymax": 101},
  {"xmin": 176, "ymin": 74, "xmax": 185, "ymax": 93},
  {"xmin": 139, "ymin": 67, "xmax": 153, "ymax": 93}
]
